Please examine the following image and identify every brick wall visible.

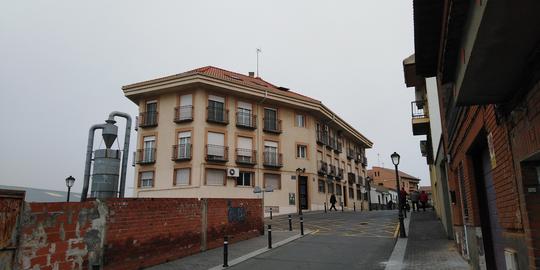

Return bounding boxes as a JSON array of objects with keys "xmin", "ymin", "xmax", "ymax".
[{"xmin": 14, "ymin": 198, "xmax": 262, "ymax": 270}]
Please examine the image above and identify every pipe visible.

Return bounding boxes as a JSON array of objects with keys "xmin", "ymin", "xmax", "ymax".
[
  {"xmin": 81, "ymin": 124, "xmax": 106, "ymax": 201},
  {"xmin": 107, "ymin": 111, "xmax": 132, "ymax": 198}
]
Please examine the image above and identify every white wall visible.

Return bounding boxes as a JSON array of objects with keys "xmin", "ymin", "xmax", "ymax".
[{"xmin": 426, "ymin": 77, "xmax": 442, "ymax": 156}]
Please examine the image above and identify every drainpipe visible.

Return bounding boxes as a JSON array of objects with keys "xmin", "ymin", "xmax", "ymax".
[
  {"xmin": 257, "ymin": 90, "xmax": 268, "ymax": 188},
  {"xmin": 81, "ymin": 124, "xmax": 107, "ymax": 201},
  {"xmin": 107, "ymin": 111, "xmax": 132, "ymax": 198}
]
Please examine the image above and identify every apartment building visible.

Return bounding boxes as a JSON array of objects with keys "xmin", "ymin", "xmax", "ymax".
[
  {"xmin": 122, "ymin": 66, "xmax": 372, "ymax": 215},
  {"xmin": 367, "ymin": 166, "xmax": 420, "ymax": 193}
]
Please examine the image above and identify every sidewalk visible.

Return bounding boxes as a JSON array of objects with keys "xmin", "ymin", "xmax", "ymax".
[
  {"xmin": 386, "ymin": 210, "xmax": 469, "ymax": 270},
  {"xmin": 147, "ymin": 230, "xmax": 301, "ymax": 270}
]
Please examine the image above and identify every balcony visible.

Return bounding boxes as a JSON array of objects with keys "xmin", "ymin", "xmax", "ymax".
[
  {"xmin": 205, "ymin": 144, "xmax": 228, "ymax": 162},
  {"xmin": 263, "ymin": 118, "xmax": 282, "ymax": 134},
  {"xmin": 362, "ymin": 156, "xmax": 368, "ymax": 167},
  {"xmin": 207, "ymin": 106, "xmax": 229, "ymax": 125},
  {"xmin": 336, "ymin": 168, "xmax": 344, "ymax": 180},
  {"xmin": 328, "ymin": 165, "xmax": 336, "ymax": 177},
  {"xmin": 174, "ymin": 106, "xmax": 193, "ymax": 123},
  {"xmin": 346, "ymin": 149, "xmax": 355, "ymax": 160},
  {"xmin": 316, "ymin": 131, "xmax": 329, "ymax": 145},
  {"xmin": 236, "ymin": 111, "xmax": 257, "ymax": 129},
  {"xmin": 411, "ymin": 100, "xmax": 430, "ymax": 135},
  {"xmin": 236, "ymin": 148, "xmax": 256, "ymax": 165},
  {"xmin": 334, "ymin": 142, "xmax": 342, "ymax": 154},
  {"xmin": 348, "ymin": 173, "xmax": 356, "ymax": 184},
  {"xmin": 263, "ymin": 152, "xmax": 283, "ymax": 168},
  {"xmin": 138, "ymin": 111, "xmax": 158, "ymax": 128},
  {"xmin": 317, "ymin": 161, "xmax": 328, "ymax": 175},
  {"xmin": 136, "ymin": 148, "xmax": 156, "ymax": 164},
  {"xmin": 171, "ymin": 144, "xmax": 192, "ymax": 161}
]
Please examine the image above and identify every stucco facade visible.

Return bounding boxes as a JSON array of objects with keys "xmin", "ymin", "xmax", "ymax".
[{"xmin": 122, "ymin": 66, "xmax": 372, "ymax": 215}]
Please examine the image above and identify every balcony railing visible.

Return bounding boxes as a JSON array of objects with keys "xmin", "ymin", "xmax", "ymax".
[
  {"xmin": 139, "ymin": 111, "xmax": 158, "ymax": 128},
  {"xmin": 207, "ymin": 106, "xmax": 229, "ymax": 124},
  {"xmin": 411, "ymin": 100, "xmax": 428, "ymax": 118},
  {"xmin": 205, "ymin": 144, "xmax": 228, "ymax": 162},
  {"xmin": 263, "ymin": 118, "xmax": 282, "ymax": 134},
  {"xmin": 174, "ymin": 106, "xmax": 193, "ymax": 123},
  {"xmin": 236, "ymin": 148, "xmax": 256, "ymax": 165},
  {"xmin": 236, "ymin": 111, "xmax": 257, "ymax": 129},
  {"xmin": 348, "ymin": 172, "xmax": 356, "ymax": 184},
  {"xmin": 361, "ymin": 156, "xmax": 368, "ymax": 167},
  {"xmin": 336, "ymin": 168, "xmax": 344, "ymax": 180},
  {"xmin": 171, "ymin": 144, "xmax": 192, "ymax": 161},
  {"xmin": 316, "ymin": 131, "xmax": 326, "ymax": 145},
  {"xmin": 318, "ymin": 161, "xmax": 328, "ymax": 175},
  {"xmin": 136, "ymin": 148, "xmax": 156, "ymax": 164},
  {"xmin": 263, "ymin": 152, "xmax": 283, "ymax": 167},
  {"xmin": 329, "ymin": 165, "xmax": 336, "ymax": 176},
  {"xmin": 347, "ymin": 149, "xmax": 355, "ymax": 160}
]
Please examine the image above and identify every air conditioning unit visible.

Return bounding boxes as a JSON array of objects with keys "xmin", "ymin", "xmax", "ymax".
[{"xmin": 227, "ymin": 168, "xmax": 239, "ymax": 177}]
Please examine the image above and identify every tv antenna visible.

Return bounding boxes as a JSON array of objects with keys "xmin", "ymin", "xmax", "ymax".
[{"xmin": 256, "ymin": 48, "xmax": 262, "ymax": 77}]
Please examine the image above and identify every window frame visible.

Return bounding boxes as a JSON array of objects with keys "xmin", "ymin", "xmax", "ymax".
[
  {"xmin": 138, "ymin": 170, "xmax": 155, "ymax": 188},
  {"xmin": 296, "ymin": 143, "xmax": 308, "ymax": 159},
  {"xmin": 295, "ymin": 113, "xmax": 307, "ymax": 128},
  {"xmin": 173, "ymin": 167, "xmax": 191, "ymax": 186},
  {"xmin": 236, "ymin": 171, "xmax": 254, "ymax": 187},
  {"xmin": 318, "ymin": 179, "xmax": 326, "ymax": 193},
  {"xmin": 205, "ymin": 168, "xmax": 226, "ymax": 186}
]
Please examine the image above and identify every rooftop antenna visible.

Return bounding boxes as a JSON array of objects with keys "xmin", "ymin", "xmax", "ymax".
[
  {"xmin": 377, "ymin": 153, "xmax": 381, "ymax": 167},
  {"xmin": 256, "ymin": 48, "xmax": 262, "ymax": 77}
]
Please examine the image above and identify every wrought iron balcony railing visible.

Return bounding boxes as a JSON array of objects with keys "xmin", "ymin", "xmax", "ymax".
[
  {"xmin": 236, "ymin": 148, "xmax": 257, "ymax": 165},
  {"xmin": 174, "ymin": 105, "xmax": 193, "ymax": 123},
  {"xmin": 205, "ymin": 144, "xmax": 228, "ymax": 162},
  {"xmin": 263, "ymin": 118, "xmax": 282, "ymax": 134},
  {"xmin": 318, "ymin": 160, "xmax": 328, "ymax": 175},
  {"xmin": 171, "ymin": 144, "xmax": 192, "ymax": 161},
  {"xmin": 411, "ymin": 100, "xmax": 428, "ymax": 119},
  {"xmin": 136, "ymin": 148, "xmax": 156, "ymax": 164},
  {"xmin": 139, "ymin": 111, "xmax": 158, "ymax": 128},
  {"xmin": 207, "ymin": 106, "xmax": 229, "ymax": 124},
  {"xmin": 236, "ymin": 111, "xmax": 257, "ymax": 129},
  {"xmin": 263, "ymin": 152, "xmax": 283, "ymax": 167}
]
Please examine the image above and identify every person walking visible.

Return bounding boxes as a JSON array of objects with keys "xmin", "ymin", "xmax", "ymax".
[
  {"xmin": 419, "ymin": 190, "xmax": 429, "ymax": 212},
  {"xmin": 399, "ymin": 187, "xmax": 408, "ymax": 213},
  {"xmin": 329, "ymin": 194, "xmax": 338, "ymax": 211},
  {"xmin": 410, "ymin": 190, "xmax": 420, "ymax": 212}
]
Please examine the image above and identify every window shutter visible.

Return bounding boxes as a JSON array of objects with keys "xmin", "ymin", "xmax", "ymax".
[
  {"xmin": 238, "ymin": 101, "xmax": 252, "ymax": 110},
  {"xmin": 207, "ymin": 169, "xmax": 225, "ymax": 186},
  {"xmin": 208, "ymin": 95, "xmax": 225, "ymax": 103},
  {"xmin": 180, "ymin": 94, "xmax": 193, "ymax": 106},
  {"xmin": 238, "ymin": 137, "xmax": 252, "ymax": 150}
]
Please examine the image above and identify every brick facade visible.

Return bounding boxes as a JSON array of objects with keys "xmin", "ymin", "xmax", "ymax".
[{"xmin": 14, "ymin": 198, "xmax": 262, "ymax": 270}]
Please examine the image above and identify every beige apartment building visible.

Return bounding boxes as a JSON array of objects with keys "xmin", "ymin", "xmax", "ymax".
[{"xmin": 122, "ymin": 66, "xmax": 372, "ymax": 215}]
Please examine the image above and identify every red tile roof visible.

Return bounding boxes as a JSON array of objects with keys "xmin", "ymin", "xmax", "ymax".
[{"xmin": 368, "ymin": 166, "xmax": 421, "ymax": 181}]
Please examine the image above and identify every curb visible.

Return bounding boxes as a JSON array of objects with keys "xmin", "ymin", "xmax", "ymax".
[
  {"xmin": 208, "ymin": 230, "xmax": 313, "ymax": 270},
  {"xmin": 384, "ymin": 214, "xmax": 411, "ymax": 270}
]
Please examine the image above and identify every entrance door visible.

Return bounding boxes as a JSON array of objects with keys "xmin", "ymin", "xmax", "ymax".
[
  {"xmin": 343, "ymin": 185, "xmax": 348, "ymax": 207},
  {"xmin": 299, "ymin": 176, "xmax": 308, "ymax": 210}
]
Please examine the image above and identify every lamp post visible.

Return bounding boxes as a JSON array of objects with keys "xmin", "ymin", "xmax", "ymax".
[
  {"xmin": 391, "ymin": 152, "xmax": 406, "ymax": 238},
  {"xmin": 65, "ymin": 176, "xmax": 75, "ymax": 202},
  {"xmin": 366, "ymin": 176, "xmax": 372, "ymax": 211}
]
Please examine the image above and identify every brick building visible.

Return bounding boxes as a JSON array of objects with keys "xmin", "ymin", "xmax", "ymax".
[
  {"xmin": 367, "ymin": 166, "xmax": 420, "ymax": 193},
  {"xmin": 409, "ymin": 0, "xmax": 540, "ymax": 269}
]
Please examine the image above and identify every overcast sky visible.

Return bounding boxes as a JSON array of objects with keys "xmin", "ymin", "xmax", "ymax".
[{"xmin": 0, "ymin": 1, "xmax": 426, "ymax": 195}]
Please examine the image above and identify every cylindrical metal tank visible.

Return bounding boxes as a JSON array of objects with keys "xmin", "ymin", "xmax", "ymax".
[{"xmin": 90, "ymin": 149, "xmax": 121, "ymax": 199}]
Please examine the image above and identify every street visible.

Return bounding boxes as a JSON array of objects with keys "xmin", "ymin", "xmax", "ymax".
[{"xmin": 230, "ymin": 210, "xmax": 399, "ymax": 270}]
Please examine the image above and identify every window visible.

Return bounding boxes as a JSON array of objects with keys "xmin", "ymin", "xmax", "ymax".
[
  {"xmin": 357, "ymin": 189, "xmax": 362, "ymax": 200},
  {"xmin": 237, "ymin": 136, "xmax": 253, "ymax": 163},
  {"xmin": 206, "ymin": 169, "xmax": 225, "ymax": 186},
  {"xmin": 208, "ymin": 95, "xmax": 226, "ymax": 122},
  {"xmin": 264, "ymin": 174, "xmax": 281, "ymax": 189},
  {"xmin": 143, "ymin": 100, "xmax": 158, "ymax": 126},
  {"xmin": 237, "ymin": 172, "xmax": 253, "ymax": 186},
  {"xmin": 176, "ymin": 131, "xmax": 191, "ymax": 159},
  {"xmin": 349, "ymin": 187, "xmax": 354, "ymax": 199},
  {"xmin": 318, "ymin": 180, "xmax": 326, "ymax": 193},
  {"xmin": 140, "ymin": 171, "xmax": 154, "ymax": 188},
  {"xmin": 264, "ymin": 141, "xmax": 279, "ymax": 165},
  {"xmin": 143, "ymin": 136, "xmax": 156, "ymax": 162},
  {"xmin": 237, "ymin": 101, "xmax": 253, "ymax": 127},
  {"xmin": 177, "ymin": 94, "xmax": 193, "ymax": 121},
  {"xmin": 336, "ymin": 184, "xmax": 342, "ymax": 195},
  {"xmin": 327, "ymin": 182, "xmax": 334, "ymax": 194},
  {"xmin": 295, "ymin": 114, "xmax": 306, "ymax": 127},
  {"xmin": 296, "ymin": 144, "xmax": 307, "ymax": 159},
  {"xmin": 174, "ymin": 168, "xmax": 190, "ymax": 186},
  {"xmin": 207, "ymin": 132, "xmax": 225, "ymax": 159},
  {"xmin": 264, "ymin": 108, "xmax": 278, "ymax": 131}
]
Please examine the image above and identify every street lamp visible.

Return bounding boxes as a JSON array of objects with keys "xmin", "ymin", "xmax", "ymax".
[
  {"xmin": 366, "ymin": 176, "xmax": 372, "ymax": 211},
  {"xmin": 391, "ymin": 152, "xmax": 406, "ymax": 238},
  {"xmin": 65, "ymin": 175, "xmax": 75, "ymax": 202},
  {"xmin": 296, "ymin": 168, "xmax": 306, "ymax": 215}
]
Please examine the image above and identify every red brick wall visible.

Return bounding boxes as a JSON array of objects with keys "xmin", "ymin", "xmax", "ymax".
[{"xmin": 14, "ymin": 198, "xmax": 262, "ymax": 270}]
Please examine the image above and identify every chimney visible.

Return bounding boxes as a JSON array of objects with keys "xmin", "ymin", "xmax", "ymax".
[{"xmin": 248, "ymin": 72, "xmax": 255, "ymax": 78}]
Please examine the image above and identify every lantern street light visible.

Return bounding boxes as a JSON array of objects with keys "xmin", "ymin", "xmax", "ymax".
[
  {"xmin": 65, "ymin": 175, "xmax": 75, "ymax": 202},
  {"xmin": 391, "ymin": 152, "xmax": 406, "ymax": 238}
]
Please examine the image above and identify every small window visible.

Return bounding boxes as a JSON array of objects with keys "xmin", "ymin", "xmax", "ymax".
[
  {"xmin": 264, "ymin": 174, "xmax": 281, "ymax": 190},
  {"xmin": 357, "ymin": 189, "xmax": 362, "ymax": 201},
  {"xmin": 237, "ymin": 172, "xmax": 253, "ymax": 187},
  {"xmin": 174, "ymin": 168, "xmax": 190, "ymax": 186},
  {"xmin": 295, "ymin": 114, "xmax": 306, "ymax": 127},
  {"xmin": 296, "ymin": 144, "xmax": 307, "ymax": 159},
  {"xmin": 140, "ymin": 171, "xmax": 154, "ymax": 188},
  {"xmin": 349, "ymin": 187, "xmax": 354, "ymax": 199},
  {"xmin": 318, "ymin": 180, "xmax": 326, "ymax": 193},
  {"xmin": 206, "ymin": 169, "xmax": 225, "ymax": 186}
]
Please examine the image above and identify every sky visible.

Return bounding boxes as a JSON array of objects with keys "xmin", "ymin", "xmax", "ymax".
[{"xmin": 0, "ymin": 1, "xmax": 428, "ymax": 195}]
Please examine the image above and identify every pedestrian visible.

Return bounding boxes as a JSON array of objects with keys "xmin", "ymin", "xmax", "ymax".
[
  {"xmin": 329, "ymin": 194, "xmax": 338, "ymax": 211},
  {"xmin": 399, "ymin": 188, "xmax": 408, "ymax": 212},
  {"xmin": 410, "ymin": 190, "xmax": 420, "ymax": 212},
  {"xmin": 420, "ymin": 190, "xmax": 429, "ymax": 212},
  {"xmin": 387, "ymin": 200, "xmax": 393, "ymax": 210}
]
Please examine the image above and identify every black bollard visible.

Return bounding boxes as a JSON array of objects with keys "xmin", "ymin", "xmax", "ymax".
[
  {"xmin": 270, "ymin": 207, "xmax": 273, "ymax": 219},
  {"xmin": 341, "ymin": 202, "xmax": 344, "ymax": 212},
  {"xmin": 353, "ymin": 202, "xmax": 356, "ymax": 212},
  {"xmin": 300, "ymin": 215, "xmax": 304, "ymax": 235},
  {"xmin": 268, "ymin": 224, "xmax": 272, "ymax": 249},
  {"xmin": 288, "ymin": 214, "xmax": 292, "ymax": 231},
  {"xmin": 223, "ymin": 236, "xmax": 229, "ymax": 267},
  {"xmin": 324, "ymin": 202, "xmax": 327, "ymax": 213}
]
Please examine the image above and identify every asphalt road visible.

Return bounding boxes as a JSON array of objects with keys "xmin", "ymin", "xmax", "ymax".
[{"xmin": 230, "ymin": 210, "xmax": 399, "ymax": 270}]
